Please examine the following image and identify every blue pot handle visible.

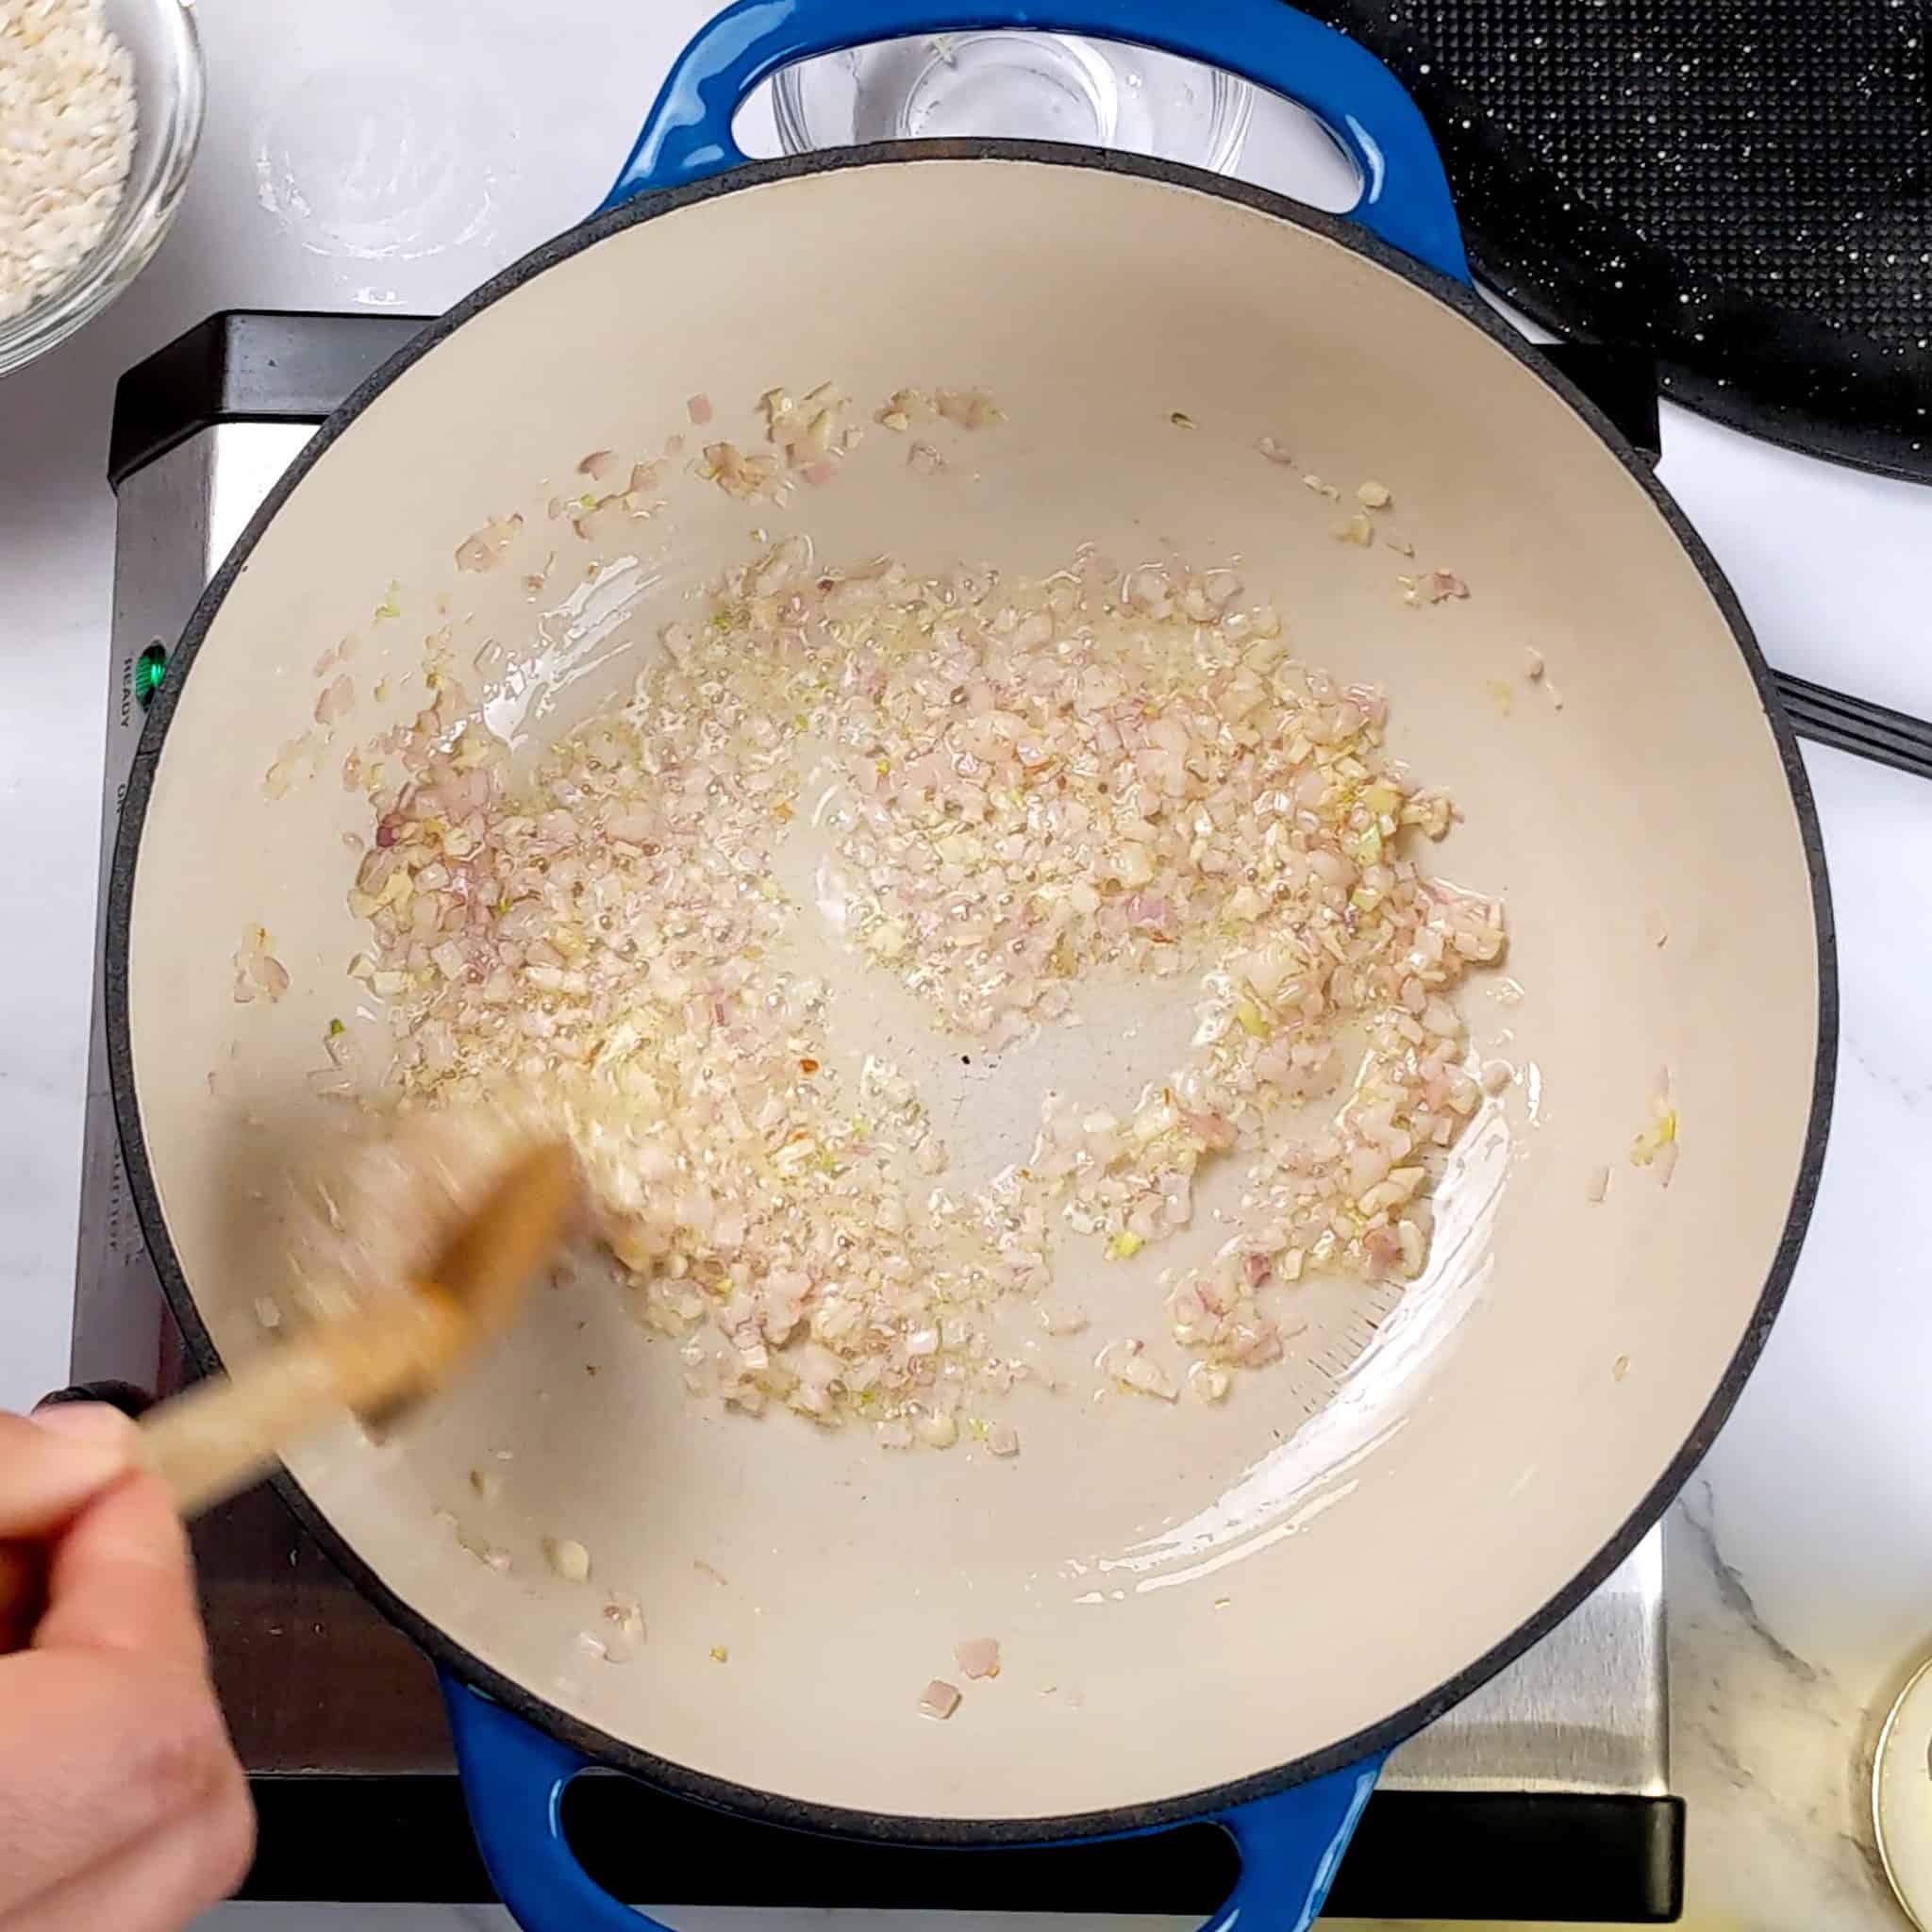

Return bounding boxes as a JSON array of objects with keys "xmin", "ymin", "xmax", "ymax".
[
  {"xmin": 444, "ymin": 1673, "xmax": 1383, "ymax": 1932},
  {"xmin": 1196, "ymin": 1756, "xmax": 1385, "ymax": 1931},
  {"xmin": 445, "ymin": 1676, "xmax": 652, "ymax": 1931},
  {"xmin": 601, "ymin": 0, "xmax": 1469, "ymax": 283}
]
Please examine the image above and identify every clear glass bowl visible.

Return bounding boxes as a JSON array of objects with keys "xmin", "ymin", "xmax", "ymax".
[
  {"xmin": 774, "ymin": 32, "xmax": 1253, "ymax": 175},
  {"xmin": 0, "ymin": 0, "xmax": 206, "ymax": 378}
]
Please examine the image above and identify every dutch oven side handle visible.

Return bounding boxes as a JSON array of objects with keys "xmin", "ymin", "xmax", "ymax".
[
  {"xmin": 598, "ymin": 0, "xmax": 1472, "ymax": 284},
  {"xmin": 445, "ymin": 1679, "xmax": 664, "ymax": 1932},
  {"xmin": 1194, "ymin": 1757, "xmax": 1388, "ymax": 1931},
  {"xmin": 447, "ymin": 1673, "xmax": 1385, "ymax": 1932}
]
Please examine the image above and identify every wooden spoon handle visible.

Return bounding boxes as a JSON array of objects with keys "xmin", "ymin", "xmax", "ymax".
[{"xmin": 140, "ymin": 1288, "xmax": 471, "ymax": 1519}]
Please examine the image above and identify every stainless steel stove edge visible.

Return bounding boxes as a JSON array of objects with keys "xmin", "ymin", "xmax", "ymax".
[{"xmin": 75, "ymin": 424, "xmax": 317, "ymax": 1389}]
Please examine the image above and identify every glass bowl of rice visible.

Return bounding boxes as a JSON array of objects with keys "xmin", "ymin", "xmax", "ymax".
[{"xmin": 0, "ymin": 0, "xmax": 204, "ymax": 378}]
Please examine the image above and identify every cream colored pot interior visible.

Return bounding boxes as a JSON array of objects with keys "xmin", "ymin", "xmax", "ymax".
[{"xmin": 125, "ymin": 157, "xmax": 1820, "ymax": 1825}]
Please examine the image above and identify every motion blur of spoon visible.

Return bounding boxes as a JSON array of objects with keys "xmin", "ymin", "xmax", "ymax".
[{"xmin": 138, "ymin": 1136, "xmax": 578, "ymax": 1518}]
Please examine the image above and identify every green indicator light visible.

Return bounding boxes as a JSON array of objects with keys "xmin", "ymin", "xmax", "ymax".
[{"xmin": 135, "ymin": 642, "xmax": 168, "ymax": 709}]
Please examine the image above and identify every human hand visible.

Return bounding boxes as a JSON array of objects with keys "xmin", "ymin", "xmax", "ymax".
[{"xmin": 0, "ymin": 1406, "xmax": 254, "ymax": 1930}]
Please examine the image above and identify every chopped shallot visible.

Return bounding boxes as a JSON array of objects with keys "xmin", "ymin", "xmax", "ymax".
[
  {"xmin": 455, "ymin": 513, "xmax": 523, "ymax": 573},
  {"xmin": 544, "ymin": 1538, "xmax": 591, "ymax": 1583},
  {"xmin": 1097, "ymin": 1340, "xmax": 1178, "ymax": 1402},
  {"xmin": 934, "ymin": 388, "xmax": 1000, "ymax": 429},
  {"xmin": 956, "ymin": 1638, "xmax": 1001, "ymax": 1680},
  {"xmin": 1190, "ymin": 1361, "xmax": 1232, "ymax": 1403},
  {"xmin": 332, "ymin": 532, "xmax": 1507, "ymax": 1442},
  {"xmin": 232, "ymin": 925, "xmax": 290, "ymax": 1005},
  {"xmin": 919, "ymin": 1679, "xmax": 962, "ymax": 1720},
  {"xmin": 875, "ymin": 388, "xmax": 928, "ymax": 431},
  {"xmin": 314, "ymin": 675, "xmax": 354, "ymax": 727},
  {"xmin": 697, "ymin": 441, "xmax": 778, "ymax": 500}
]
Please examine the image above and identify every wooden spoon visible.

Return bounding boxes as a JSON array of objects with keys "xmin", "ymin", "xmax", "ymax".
[{"xmin": 140, "ymin": 1137, "xmax": 577, "ymax": 1518}]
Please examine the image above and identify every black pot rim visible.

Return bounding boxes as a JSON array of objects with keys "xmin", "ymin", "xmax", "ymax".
[{"xmin": 106, "ymin": 136, "xmax": 1838, "ymax": 1852}]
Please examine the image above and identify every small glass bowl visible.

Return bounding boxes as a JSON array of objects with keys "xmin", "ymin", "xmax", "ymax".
[
  {"xmin": 0, "ymin": 0, "xmax": 206, "ymax": 379},
  {"xmin": 774, "ymin": 32, "xmax": 1252, "ymax": 175}
]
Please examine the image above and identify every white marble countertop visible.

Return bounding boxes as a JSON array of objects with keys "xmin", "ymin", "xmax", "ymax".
[{"xmin": 1, "ymin": 4, "xmax": 1928, "ymax": 1928}]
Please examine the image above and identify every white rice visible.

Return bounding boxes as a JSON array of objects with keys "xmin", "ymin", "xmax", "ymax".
[{"xmin": 0, "ymin": 0, "xmax": 137, "ymax": 325}]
